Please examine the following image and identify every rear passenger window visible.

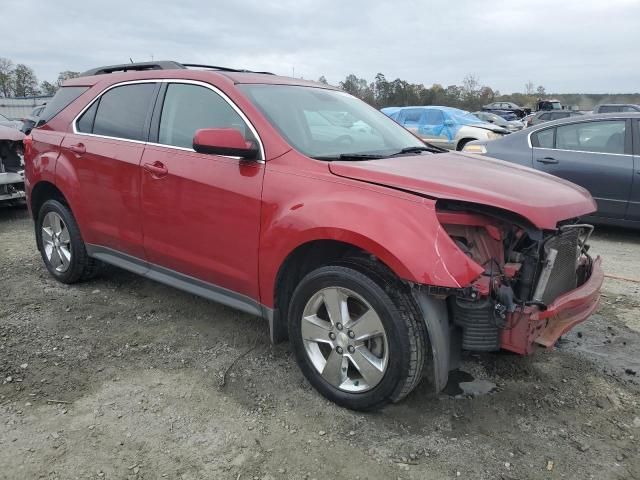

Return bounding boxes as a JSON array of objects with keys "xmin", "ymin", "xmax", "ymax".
[
  {"xmin": 91, "ymin": 83, "xmax": 157, "ymax": 141},
  {"xmin": 158, "ymin": 83, "xmax": 256, "ymax": 150},
  {"xmin": 532, "ymin": 128, "xmax": 554, "ymax": 148},
  {"xmin": 556, "ymin": 120, "xmax": 626, "ymax": 154}
]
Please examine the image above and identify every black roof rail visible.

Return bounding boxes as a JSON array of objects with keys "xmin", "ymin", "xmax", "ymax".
[
  {"xmin": 80, "ymin": 61, "xmax": 186, "ymax": 77},
  {"xmin": 80, "ymin": 61, "xmax": 274, "ymax": 78},
  {"xmin": 182, "ymin": 63, "xmax": 274, "ymax": 75}
]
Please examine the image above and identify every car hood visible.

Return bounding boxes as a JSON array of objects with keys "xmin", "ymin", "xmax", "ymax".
[
  {"xmin": 0, "ymin": 125, "xmax": 25, "ymax": 141},
  {"xmin": 468, "ymin": 122, "xmax": 508, "ymax": 134},
  {"xmin": 328, "ymin": 152, "xmax": 596, "ymax": 230}
]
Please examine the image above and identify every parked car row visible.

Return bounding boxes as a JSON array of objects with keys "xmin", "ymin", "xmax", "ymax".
[{"xmin": 23, "ymin": 60, "xmax": 603, "ymax": 410}]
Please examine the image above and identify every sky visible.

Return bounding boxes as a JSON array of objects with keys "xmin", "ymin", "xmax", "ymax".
[{"xmin": 3, "ymin": 0, "xmax": 639, "ymax": 94}]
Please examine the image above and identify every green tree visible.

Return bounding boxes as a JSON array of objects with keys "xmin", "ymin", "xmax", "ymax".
[
  {"xmin": 13, "ymin": 64, "xmax": 39, "ymax": 97},
  {"xmin": 0, "ymin": 57, "xmax": 14, "ymax": 97},
  {"xmin": 40, "ymin": 80, "xmax": 58, "ymax": 96}
]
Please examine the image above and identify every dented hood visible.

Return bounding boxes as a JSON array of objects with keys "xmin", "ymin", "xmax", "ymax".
[{"xmin": 328, "ymin": 152, "xmax": 597, "ymax": 230}]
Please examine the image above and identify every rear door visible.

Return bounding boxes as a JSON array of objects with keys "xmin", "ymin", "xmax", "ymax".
[
  {"xmin": 627, "ymin": 119, "xmax": 640, "ymax": 221},
  {"xmin": 60, "ymin": 81, "xmax": 159, "ymax": 258},
  {"xmin": 530, "ymin": 119, "xmax": 633, "ymax": 218},
  {"xmin": 140, "ymin": 81, "xmax": 264, "ymax": 299}
]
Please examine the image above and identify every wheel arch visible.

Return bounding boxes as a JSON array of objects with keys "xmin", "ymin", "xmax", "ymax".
[
  {"xmin": 268, "ymin": 237, "xmax": 409, "ymax": 343},
  {"xmin": 30, "ymin": 181, "xmax": 69, "ymax": 220},
  {"xmin": 456, "ymin": 137, "xmax": 477, "ymax": 151}
]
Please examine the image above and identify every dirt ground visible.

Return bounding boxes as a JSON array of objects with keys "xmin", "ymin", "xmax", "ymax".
[{"xmin": 1, "ymin": 204, "xmax": 639, "ymax": 480}]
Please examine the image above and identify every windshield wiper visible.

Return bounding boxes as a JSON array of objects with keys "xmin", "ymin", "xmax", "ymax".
[
  {"xmin": 391, "ymin": 145, "xmax": 446, "ymax": 155},
  {"xmin": 312, "ymin": 153, "xmax": 387, "ymax": 161}
]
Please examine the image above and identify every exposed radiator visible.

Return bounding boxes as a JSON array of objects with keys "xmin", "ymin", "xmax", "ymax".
[{"xmin": 535, "ymin": 228, "xmax": 580, "ymax": 305}]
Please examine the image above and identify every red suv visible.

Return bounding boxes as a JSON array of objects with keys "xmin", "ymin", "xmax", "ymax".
[{"xmin": 24, "ymin": 61, "xmax": 603, "ymax": 410}]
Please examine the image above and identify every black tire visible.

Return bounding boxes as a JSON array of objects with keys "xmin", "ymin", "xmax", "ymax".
[
  {"xmin": 456, "ymin": 138, "xmax": 477, "ymax": 151},
  {"xmin": 288, "ymin": 264, "xmax": 427, "ymax": 411},
  {"xmin": 36, "ymin": 199, "xmax": 99, "ymax": 284}
]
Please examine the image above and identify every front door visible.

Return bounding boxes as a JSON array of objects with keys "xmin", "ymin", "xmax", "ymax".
[
  {"xmin": 140, "ymin": 82, "xmax": 264, "ymax": 299},
  {"xmin": 531, "ymin": 119, "xmax": 633, "ymax": 219}
]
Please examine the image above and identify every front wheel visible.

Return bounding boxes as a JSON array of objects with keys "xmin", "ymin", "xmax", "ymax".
[{"xmin": 288, "ymin": 265, "xmax": 427, "ymax": 410}]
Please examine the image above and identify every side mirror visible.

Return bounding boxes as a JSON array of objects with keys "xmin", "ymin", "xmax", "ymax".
[
  {"xmin": 444, "ymin": 119, "xmax": 455, "ymax": 127},
  {"xmin": 193, "ymin": 128, "xmax": 259, "ymax": 160}
]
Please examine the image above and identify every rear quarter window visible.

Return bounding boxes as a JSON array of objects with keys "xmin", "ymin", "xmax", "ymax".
[
  {"xmin": 532, "ymin": 128, "xmax": 554, "ymax": 148},
  {"xmin": 39, "ymin": 86, "xmax": 89, "ymax": 124}
]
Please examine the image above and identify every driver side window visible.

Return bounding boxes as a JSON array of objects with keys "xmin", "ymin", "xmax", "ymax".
[{"xmin": 158, "ymin": 83, "xmax": 255, "ymax": 150}]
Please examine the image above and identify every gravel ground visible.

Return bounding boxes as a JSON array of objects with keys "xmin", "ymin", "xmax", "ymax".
[{"xmin": 1, "ymin": 204, "xmax": 639, "ymax": 480}]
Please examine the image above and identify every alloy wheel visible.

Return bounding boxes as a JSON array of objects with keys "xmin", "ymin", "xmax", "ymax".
[
  {"xmin": 301, "ymin": 287, "xmax": 389, "ymax": 392},
  {"xmin": 41, "ymin": 211, "xmax": 72, "ymax": 273}
]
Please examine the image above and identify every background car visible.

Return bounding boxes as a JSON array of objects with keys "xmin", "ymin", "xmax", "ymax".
[
  {"xmin": 382, "ymin": 106, "xmax": 508, "ymax": 150},
  {"xmin": 462, "ymin": 113, "xmax": 640, "ymax": 228},
  {"xmin": 526, "ymin": 109, "xmax": 584, "ymax": 127},
  {"xmin": 20, "ymin": 105, "xmax": 46, "ymax": 134},
  {"xmin": 473, "ymin": 111, "xmax": 524, "ymax": 132},
  {"xmin": 536, "ymin": 99, "xmax": 563, "ymax": 111},
  {"xmin": 0, "ymin": 125, "xmax": 26, "ymax": 203},
  {"xmin": 482, "ymin": 101, "xmax": 529, "ymax": 118},
  {"xmin": 593, "ymin": 104, "xmax": 640, "ymax": 114},
  {"xmin": 0, "ymin": 112, "xmax": 22, "ymax": 130}
]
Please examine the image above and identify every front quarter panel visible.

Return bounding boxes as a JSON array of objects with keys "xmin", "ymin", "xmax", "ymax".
[{"xmin": 259, "ymin": 153, "xmax": 484, "ymax": 307}]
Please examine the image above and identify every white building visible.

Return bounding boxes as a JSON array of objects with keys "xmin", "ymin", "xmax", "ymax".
[{"xmin": 0, "ymin": 96, "xmax": 53, "ymax": 120}]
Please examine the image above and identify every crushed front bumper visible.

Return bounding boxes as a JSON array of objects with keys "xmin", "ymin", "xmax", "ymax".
[{"xmin": 500, "ymin": 256, "xmax": 603, "ymax": 355}]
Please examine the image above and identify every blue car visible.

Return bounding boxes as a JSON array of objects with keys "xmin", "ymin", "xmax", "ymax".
[{"xmin": 382, "ymin": 106, "xmax": 508, "ymax": 151}]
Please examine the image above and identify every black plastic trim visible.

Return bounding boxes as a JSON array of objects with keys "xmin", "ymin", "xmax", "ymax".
[{"xmin": 85, "ymin": 244, "xmax": 270, "ymax": 319}]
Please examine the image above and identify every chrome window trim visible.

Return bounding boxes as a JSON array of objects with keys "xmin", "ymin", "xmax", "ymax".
[
  {"xmin": 71, "ymin": 78, "xmax": 266, "ymax": 163},
  {"xmin": 530, "ymin": 146, "xmax": 632, "ymax": 157}
]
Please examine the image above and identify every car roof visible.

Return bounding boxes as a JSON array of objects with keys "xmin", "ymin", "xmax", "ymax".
[
  {"xmin": 597, "ymin": 103, "xmax": 639, "ymax": 107},
  {"xmin": 63, "ymin": 68, "xmax": 337, "ymax": 90},
  {"xmin": 530, "ymin": 111, "xmax": 640, "ymax": 128},
  {"xmin": 385, "ymin": 106, "xmax": 465, "ymax": 113}
]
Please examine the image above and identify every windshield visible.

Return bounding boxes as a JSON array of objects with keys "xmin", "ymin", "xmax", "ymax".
[
  {"xmin": 551, "ymin": 101, "xmax": 562, "ymax": 110},
  {"xmin": 239, "ymin": 84, "xmax": 425, "ymax": 159}
]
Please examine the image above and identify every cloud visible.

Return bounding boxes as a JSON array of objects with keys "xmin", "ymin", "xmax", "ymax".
[{"xmin": 3, "ymin": 0, "xmax": 639, "ymax": 93}]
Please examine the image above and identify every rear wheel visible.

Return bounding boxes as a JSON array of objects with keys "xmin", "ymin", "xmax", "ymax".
[
  {"xmin": 288, "ymin": 264, "xmax": 427, "ymax": 410},
  {"xmin": 36, "ymin": 199, "xmax": 99, "ymax": 283}
]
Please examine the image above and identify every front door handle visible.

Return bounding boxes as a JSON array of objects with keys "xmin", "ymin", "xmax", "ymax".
[
  {"xmin": 143, "ymin": 161, "xmax": 168, "ymax": 178},
  {"xmin": 536, "ymin": 157, "xmax": 559, "ymax": 164},
  {"xmin": 68, "ymin": 143, "xmax": 86, "ymax": 154}
]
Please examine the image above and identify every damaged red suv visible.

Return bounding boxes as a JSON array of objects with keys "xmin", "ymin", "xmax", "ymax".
[{"xmin": 24, "ymin": 61, "xmax": 603, "ymax": 410}]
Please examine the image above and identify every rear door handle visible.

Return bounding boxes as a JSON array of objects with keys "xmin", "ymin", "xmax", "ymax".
[
  {"xmin": 143, "ymin": 161, "xmax": 168, "ymax": 178},
  {"xmin": 68, "ymin": 143, "xmax": 86, "ymax": 154},
  {"xmin": 536, "ymin": 157, "xmax": 559, "ymax": 164}
]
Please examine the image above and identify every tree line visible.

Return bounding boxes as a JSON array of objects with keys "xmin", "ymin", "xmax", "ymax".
[
  {"xmin": 327, "ymin": 72, "xmax": 549, "ymax": 111},
  {"xmin": 0, "ymin": 57, "xmax": 79, "ymax": 98}
]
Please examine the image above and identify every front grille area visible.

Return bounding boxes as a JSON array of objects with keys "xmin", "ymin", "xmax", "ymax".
[{"xmin": 538, "ymin": 228, "xmax": 580, "ymax": 304}]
